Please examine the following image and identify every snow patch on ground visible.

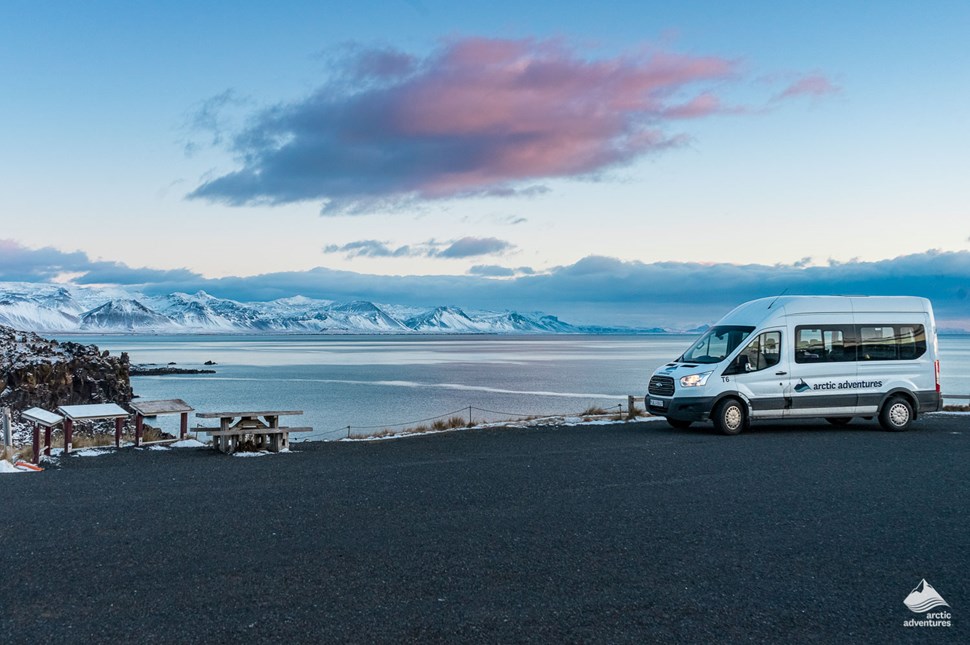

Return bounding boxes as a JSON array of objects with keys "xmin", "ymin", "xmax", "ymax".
[
  {"xmin": 171, "ymin": 439, "xmax": 206, "ymax": 448},
  {"xmin": 73, "ymin": 448, "xmax": 114, "ymax": 457},
  {"xmin": 232, "ymin": 448, "xmax": 293, "ymax": 457},
  {"xmin": 1, "ymin": 460, "xmax": 26, "ymax": 473}
]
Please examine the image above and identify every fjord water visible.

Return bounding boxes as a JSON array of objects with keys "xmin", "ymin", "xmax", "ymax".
[{"xmin": 53, "ymin": 334, "xmax": 970, "ymax": 440}]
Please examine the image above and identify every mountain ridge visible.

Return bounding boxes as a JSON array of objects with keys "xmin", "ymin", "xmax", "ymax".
[{"xmin": 0, "ymin": 282, "xmax": 677, "ymax": 335}]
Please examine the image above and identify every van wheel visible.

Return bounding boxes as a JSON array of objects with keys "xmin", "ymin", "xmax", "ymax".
[
  {"xmin": 825, "ymin": 417, "xmax": 852, "ymax": 426},
  {"xmin": 713, "ymin": 399, "xmax": 746, "ymax": 435},
  {"xmin": 667, "ymin": 419, "xmax": 692, "ymax": 429},
  {"xmin": 879, "ymin": 396, "xmax": 913, "ymax": 432}
]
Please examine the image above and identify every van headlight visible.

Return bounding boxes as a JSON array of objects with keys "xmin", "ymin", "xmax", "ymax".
[{"xmin": 680, "ymin": 371, "xmax": 713, "ymax": 388}]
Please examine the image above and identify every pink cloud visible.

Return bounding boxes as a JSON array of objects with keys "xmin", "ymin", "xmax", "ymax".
[
  {"xmin": 189, "ymin": 38, "xmax": 753, "ymax": 212},
  {"xmin": 776, "ymin": 74, "xmax": 841, "ymax": 100}
]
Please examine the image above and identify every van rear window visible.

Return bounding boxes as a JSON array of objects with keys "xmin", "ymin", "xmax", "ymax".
[{"xmin": 859, "ymin": 325, "xmax": 926, "ymax": 361}]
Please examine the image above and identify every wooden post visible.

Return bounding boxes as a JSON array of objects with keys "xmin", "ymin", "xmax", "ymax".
[
  {"xmin": 1, "ymin": 407, "xmax": 10, "ymax": 449},
  {"xmin": 32, "ymin": 422, "xmax": 40, "ymax": 465},
  {"xmin": 180, "ymin": 412, "xmax": 188, "ymax": 439},
  {"xmin": 64, "ymin": 418, "xmax": 73, "ymax": 454},
  {"xmin": 114, "ymin": 417, "xmax": 123, "ymax": 448},
  {"xmin": 44, "ymin": 426, "xmax": 52, "ymax": 456},
  {"xmin": 135, "ymin": 414, "xmax": 144, "ymax": 447},
  {"xmin": 628, "ymin": 395, "xmax": 636, "ymax": 418}
]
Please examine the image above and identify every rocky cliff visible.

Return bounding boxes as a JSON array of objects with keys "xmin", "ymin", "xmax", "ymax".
[{"xmin": 0, "ymin": 324, "xmax": 132, "ymax": 417}]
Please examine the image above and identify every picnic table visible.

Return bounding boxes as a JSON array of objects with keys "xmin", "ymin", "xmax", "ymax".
[
  {"xmin": 22, "ymin": 407, "xmax": 63, "ymax": 463},
  {"xmin": 195, "ymin": 410, "xmax": 312, "ymax": 454},
  {"xmin": 130, "ymin": 399, "xmax": 194, "ymax": 446},
  {"xmin": 57, "ymin": 403, "xmax": 130, "ymax": 454}
]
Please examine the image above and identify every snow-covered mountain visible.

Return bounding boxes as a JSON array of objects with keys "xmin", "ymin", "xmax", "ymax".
[
  {"xmin": 406, "ymin": 306, "xmax": 485, "ymax": 332},
  {"xmin": 80, "ymin": 299, "xmax": 175, "ymax": 331},
  {"xmin": 0, "ymin": 282, "xmax": 610, "ymax": 335}
]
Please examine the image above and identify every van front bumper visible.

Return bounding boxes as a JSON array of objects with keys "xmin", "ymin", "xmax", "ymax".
[{"xmin": 645, "ymin": 395, "xmax": 717, "ymax": 422}]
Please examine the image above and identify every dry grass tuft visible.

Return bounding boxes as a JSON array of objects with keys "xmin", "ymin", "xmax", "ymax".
[
  {"xmin": 580, "ymin": 406, "xmax": 608, "ymax": 416},
  {"xmin": 943, "ymin": 404, "xmax": 969, "ymax": 412},
  {"xmin": 64, "ymin": 433, "xmax": 116, "ymax": 449}
]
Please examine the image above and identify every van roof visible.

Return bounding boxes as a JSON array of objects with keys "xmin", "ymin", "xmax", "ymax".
[{"xmin": 716, "ymin": 296, "xmax": 932, "ymax": 326}]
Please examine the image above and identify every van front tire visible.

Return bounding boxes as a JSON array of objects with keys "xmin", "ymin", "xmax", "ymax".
[
  {"xmin": 880, "ymin": 396, "xmax": 914, "ymax": 432},
  {"xmin": 713, "ymin": 398, "xmax": 746, "ymax": 435}
]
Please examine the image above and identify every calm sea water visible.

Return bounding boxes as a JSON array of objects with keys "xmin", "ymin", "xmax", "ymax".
[{"xmin": 52, "ymin": 334, "xmax": 970, "ymax": 440}]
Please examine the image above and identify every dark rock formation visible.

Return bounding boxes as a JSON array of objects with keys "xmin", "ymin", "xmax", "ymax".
[
  {"xmin": 130, "ymin": 366, "xmax": 215, "ymax": 376},
  {"xmin": 0, "ymin": 325, "xmax": 133, "ymax": 418}
]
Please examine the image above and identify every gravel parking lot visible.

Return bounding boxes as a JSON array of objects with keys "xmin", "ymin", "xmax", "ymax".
[{"xmin": 1, "ymin": 414, "xmax": 967, "ymax": 643}]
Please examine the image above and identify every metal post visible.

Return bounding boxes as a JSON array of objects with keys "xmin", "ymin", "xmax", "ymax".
[
  {"xmin": 468, "ymin": 405, "xmax": 472, "ymax": 427},
  {"xmin": 114, "ymin": 417, "xmax": 123, "ymax": 448},
  {"xmin": 180, "ymin": 412, "xmax": 188, "ymax": 439}
]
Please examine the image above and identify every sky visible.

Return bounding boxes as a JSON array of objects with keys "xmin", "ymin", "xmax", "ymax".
[{"xmin": 1, "ymin": 1, "xmax": 969, "ymax": 326}]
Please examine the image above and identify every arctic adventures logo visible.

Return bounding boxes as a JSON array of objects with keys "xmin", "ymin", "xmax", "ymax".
[
  {"xmin": 902, "ymin": 579, "xmax": 952, "ymax": 629},
  {"xmin": 793, "ymin": 378, "xmax": 882, "ymax": 393}
]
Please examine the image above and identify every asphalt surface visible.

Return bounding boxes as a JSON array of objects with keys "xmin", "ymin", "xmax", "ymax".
[{"xmin": 2, "ymin": 415, "xmax": 967, "ymax": 644}]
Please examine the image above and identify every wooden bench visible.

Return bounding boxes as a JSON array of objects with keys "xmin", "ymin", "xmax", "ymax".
[
  {"xmin": 196, "ymin": 410, "xmax": 312, "ymax": 454},
  {"xmin": 202, "ymin": 427, "xmax": 312, "ymax": 453}
]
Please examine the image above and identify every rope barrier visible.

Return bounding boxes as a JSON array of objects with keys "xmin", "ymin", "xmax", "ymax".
[
  {"xmin": 345, "ymin": 407, "xmax": 471, "ymax": 431},
  {"xmin": 292, "ymin": 402, "xmax": 635, "ymax": 442}
]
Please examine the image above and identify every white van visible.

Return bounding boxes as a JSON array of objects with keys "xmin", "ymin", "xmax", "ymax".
[{"xmin": 646, "ymin": 296, "xmax": 941, "ymax": 434}]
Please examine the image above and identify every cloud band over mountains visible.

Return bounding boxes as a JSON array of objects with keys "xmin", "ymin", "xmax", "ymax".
[
  {"xmin": 187, "ymin": 37, "xmax": 832, "ymax": 214},
  {"xmin": 2, "ymin": 239, "xmax": 968, "ymax": 328},
  {"xmin": 323, "ymin": 236, "xmax": 514, "ymax": 259}
]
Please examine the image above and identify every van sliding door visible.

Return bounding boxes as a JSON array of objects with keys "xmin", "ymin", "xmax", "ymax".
[{"xmin": 790, "ymin": 323, "xmax": 859, "ymax": 417}]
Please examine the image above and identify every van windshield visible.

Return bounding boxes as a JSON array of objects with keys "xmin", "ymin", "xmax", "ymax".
[{"xmin": 678, "ymin": 326, "xmax": 755, "ymax": 364}]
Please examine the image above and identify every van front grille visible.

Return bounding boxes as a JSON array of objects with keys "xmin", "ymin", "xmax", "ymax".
[{"xmin": 648, "ymin": 375, "xmax": 675, "ymax": 396}]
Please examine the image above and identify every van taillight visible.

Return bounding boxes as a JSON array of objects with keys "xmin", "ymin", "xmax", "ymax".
[{"xmin": 935, "ymin": 360, "xmax": 941, "ymax": 393}]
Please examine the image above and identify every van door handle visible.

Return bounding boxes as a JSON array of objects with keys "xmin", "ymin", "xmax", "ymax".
[{"xmin": 775, "ymin": 371, "xmax": 788, "ymax": 375}]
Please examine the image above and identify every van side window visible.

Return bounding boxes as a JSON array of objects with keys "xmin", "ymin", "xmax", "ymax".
[
  {"xmin": 858, "ymin": 324, "xmax": 926, "ymax": 361},
  {"xmin": 795, "ymin": 326, "xmax": 854, "ymax": 363},
  {"xmin": 737, "ymin": 331, "xmax": 782, "ymax": 372}
]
